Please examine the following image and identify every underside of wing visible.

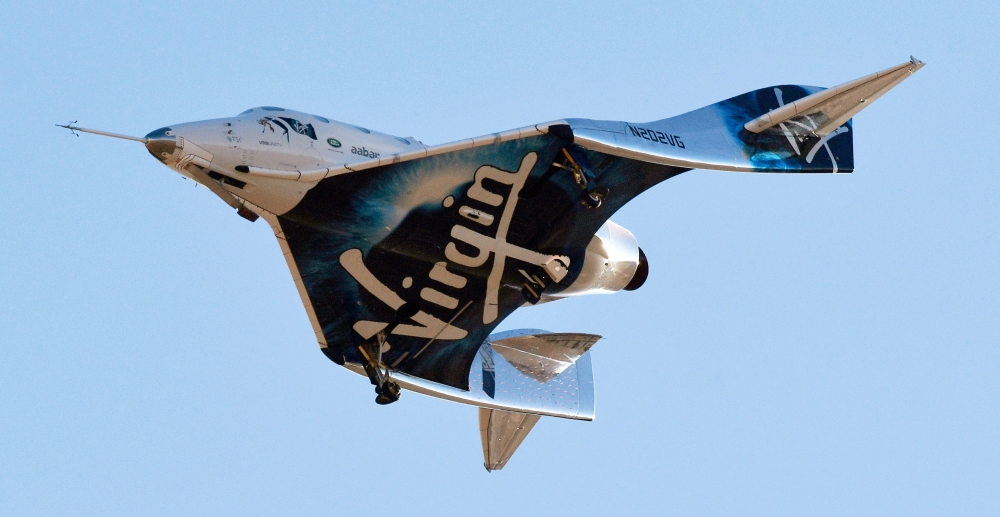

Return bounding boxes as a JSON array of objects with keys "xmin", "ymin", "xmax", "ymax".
[{"xmin": 273, "ymin": 133, "xmax": 686, "ymax": 389}]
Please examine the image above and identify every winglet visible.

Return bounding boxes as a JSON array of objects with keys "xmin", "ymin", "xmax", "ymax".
[{"xmin": 744, "ymin": 57, "xmax": 925, "ymax": 136}]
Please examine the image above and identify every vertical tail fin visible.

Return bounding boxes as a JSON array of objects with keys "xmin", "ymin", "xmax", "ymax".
[
  {"xmin": 479, "ymin": 408, "xmax": 541, "ymax": 471},
  {"xmin": 744, "ymin": 57, "xmax": 925, "ymax": 136}
]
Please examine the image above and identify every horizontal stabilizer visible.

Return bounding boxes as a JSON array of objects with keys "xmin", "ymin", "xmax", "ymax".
[
  {"xmin": 365, "ymin": 329, "xmax": 599, "ymax": 420},
  {"xmin": 491, "ymin": 332, "xmax": 600, "ymax": 383},
  {"xmin": 479, "ymin": 408, "xmax": 541, "ymax": 471},
  {"xmin": 744, "ymin": 57, "xmax": 925, "ymax": 136}
]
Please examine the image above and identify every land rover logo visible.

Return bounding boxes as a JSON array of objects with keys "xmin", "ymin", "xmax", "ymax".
[{"xmin": 327, "ymin": 138, "xmax": 342, "ymax": 148}]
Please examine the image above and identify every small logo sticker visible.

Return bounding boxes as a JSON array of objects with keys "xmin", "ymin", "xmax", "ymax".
[{"xmin": 327, "ymin": 138, "xmax": 342, "ymax": 148}]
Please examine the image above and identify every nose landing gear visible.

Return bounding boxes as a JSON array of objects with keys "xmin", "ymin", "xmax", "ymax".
[{"xmin": 236, "ymin": 205, "xmax": 260, "ymax": 222}]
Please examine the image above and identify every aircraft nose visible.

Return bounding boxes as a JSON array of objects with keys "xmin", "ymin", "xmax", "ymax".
[{"xmin": 144, "ymin": 127, "xmax": 177, "ymax": 163}]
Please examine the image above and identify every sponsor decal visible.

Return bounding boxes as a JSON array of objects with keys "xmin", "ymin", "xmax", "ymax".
[
  {"xmin": 327, "ymin": 137, "xmax": 342, "ymax": 148},
  {"xmin": 351, "ymin": 146, "xmax": 380, "ymax": 158},
  {"xmin": 628, "ymin": 125, "xmax": 685, "ymax": 148},
  {"xmin": 340, "ymin": 152, "xmax": 571, "ymax": 345}
]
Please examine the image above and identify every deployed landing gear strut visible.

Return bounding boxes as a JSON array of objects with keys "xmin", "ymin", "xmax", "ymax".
[
  {"xmin": 552, "ymin": 148, "xmax": 609, "ymax": 208},
  {"xmin": 359, "ymin": 302, "xmax": 419, "ymax": 405},
  {"xmin": 547, "ymin": 124, "xmax": 610, "ymax": 208},
  {"xmin": 518, "ymin": 257, "xmax": 569, "ymax": 305}
]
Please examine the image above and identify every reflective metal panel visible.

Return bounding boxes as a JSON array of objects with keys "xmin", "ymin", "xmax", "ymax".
[
  {"xmin": 350, "ymin": 329, "xmax": 599, "ymax": 420},
  {"xmin": 469, "ymin": 339, "xmax": 595, "ymax": 419},
  {"xmin": 546, "ymin": 219, "xmax": 641, "ymax": 299},
  {"xmin": 490, "ymin": 332, "xmax": 600, "ymax": 382},
  {"xmin": 480, "ymin": 408, "xmax": 541, "ymax": 471}
]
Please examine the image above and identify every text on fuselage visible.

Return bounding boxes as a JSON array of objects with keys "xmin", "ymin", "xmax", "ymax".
[{"xmin": 628, "ymin": 125, "xmax": 685, "ymax": 148}]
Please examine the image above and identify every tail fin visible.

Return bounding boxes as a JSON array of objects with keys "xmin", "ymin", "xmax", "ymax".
[
  {"xmin": 479, "ymin": 408, "xmax": 541, "ymax": 471},
  {"xmin": 744, "ymin": 57, "xmax": 925, "ymax": 136},
  {"xmin": 710, "ymin": 82, "xmax": 859, "ymax": 173},
  {"xmin": 562, "ymin": 57, "xmax": 924, "ymax": 173}
]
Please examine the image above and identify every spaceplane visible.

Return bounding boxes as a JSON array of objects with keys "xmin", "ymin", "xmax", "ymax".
[{"xmin": 61, "ymin": 58, "xmax": 923, "ymax": 470}]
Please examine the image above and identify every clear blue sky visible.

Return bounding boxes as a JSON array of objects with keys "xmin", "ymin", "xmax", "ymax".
[{"xmin": 2, "ymin": 1, "xmax": 997, "ymax": 515}]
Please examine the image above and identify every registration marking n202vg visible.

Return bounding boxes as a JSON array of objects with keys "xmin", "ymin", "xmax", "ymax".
[{"xmin": 628, "ymin": 125, "xmax": 684, "ymax": 148}]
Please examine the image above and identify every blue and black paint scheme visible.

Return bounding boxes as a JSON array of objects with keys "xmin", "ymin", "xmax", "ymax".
[
  {"xmin": 275, "ymin": 82, "xmax": 856, "ymax": 391},
  {"xmin": 720, "ymin": 85, "xmax": 853, "ymax": 172},
  {"xmin": 568, "ymin": 84, "xmax": 854, "ymax": 174},
  {"xmin": 277, "ymin": 135, "xmax": 686, "ymax": 389}
]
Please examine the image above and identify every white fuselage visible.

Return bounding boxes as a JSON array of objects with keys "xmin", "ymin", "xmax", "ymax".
[{"xmin": 152, "ymin": 106, "xmax": 422, "ymax": 215}]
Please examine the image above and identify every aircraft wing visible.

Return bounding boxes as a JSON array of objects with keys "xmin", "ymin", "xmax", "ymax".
[
  {"xmin": 262, "ymin": 59, "xmax": 921, "ymax": 391},
  {"xmin": 267, "ymin": 128, "xmax": 686, "ymax": 390}
]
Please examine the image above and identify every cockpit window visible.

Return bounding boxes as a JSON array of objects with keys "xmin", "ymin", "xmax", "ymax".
[
  {"xmin": 239, "ymin": 109, "xmax": 254, "ymax": 115},
  {"xmin": 261, "ymin": 106, "xmax": 285, "ymax": 111},
  {"xmin": 352, "ymin": 125, "xmax": 371, "ymax": 134},
  {"xmin": 394, "ymin": 137, "xmax": 411, "ymax": 145},
  {"xmin": 312, "ymin": 114, "xmax": 330, "ymax": 123}
]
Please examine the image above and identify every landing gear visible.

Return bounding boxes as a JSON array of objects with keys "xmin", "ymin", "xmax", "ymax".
[
  {"xmin": 362, "ymin": 333, "xmax": 403, "ymax": 406},
  {"xmin": 552, "ymin": 140, "xmax": 611, "ymax": 209},
  {"xmin": 375, "ymin": 382, "xmax": 401, "ymax": 405},
  {"xmin": 520, "ymin": 278, "xmax": 543, "ymax": 304},
  {"xmin": 521, "ymin": 126, "xmax": 613, "ymax": 207},
  {"xmin": 236, "ymin": 205, "xmax": 260, "ymax": 222},
  {"xmin": 584, "ymin": 186, "xmax": 609, "ymax": 208},
  {"xmin": 359, "ymin": 302, "xmax": 419, "ymax": 406},
  {"xmin": 518, "ymin": 257, "xmax": 569, "ymax": 304}
]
